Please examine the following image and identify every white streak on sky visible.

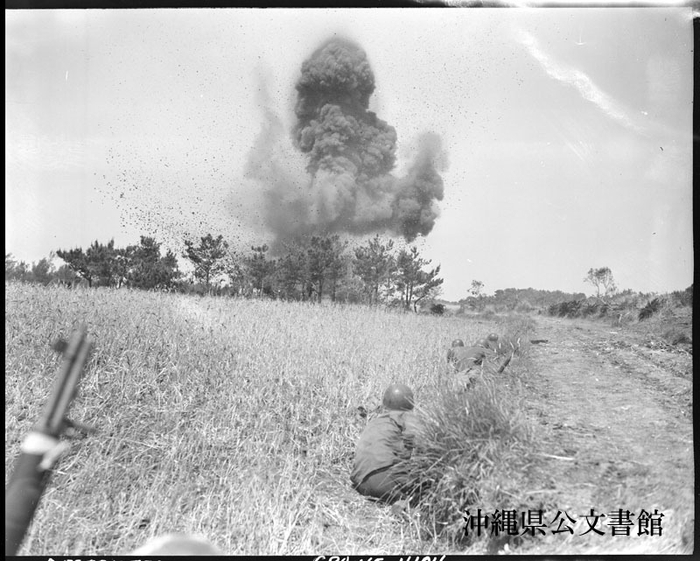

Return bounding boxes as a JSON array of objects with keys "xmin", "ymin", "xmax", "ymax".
[
  {"xmin": 515, "ymin": 28, "xmax": 648, "ymax": 137},
  {"xmin": 564, "ymin": 139, "xmax": 587, "ymax": 163}
]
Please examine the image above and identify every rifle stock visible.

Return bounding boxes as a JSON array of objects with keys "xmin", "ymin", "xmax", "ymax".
[{"xmin": 5, "ymin": 326, "xmax": 93, "ymax": 556}]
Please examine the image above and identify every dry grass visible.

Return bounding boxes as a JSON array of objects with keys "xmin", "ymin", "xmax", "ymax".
[
  {"xmin": 12, "ymin": 283, "xmax": 681, "ymax": 555},
  {"xmin": 7, "ymin": 282, "xmax": 532, "ymax": 555},
  {"xmin": 400, "ymin": 373, "xmax": 539, "ymax": 551},
  {"xmin": 5, "ymin": 284, "xmax": 692, "ymax": 556}
]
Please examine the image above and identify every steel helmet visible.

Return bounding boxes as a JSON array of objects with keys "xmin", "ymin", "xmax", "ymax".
[
  {"xmin": 451, "ymin": 339, "xmax": 465, "ymax": 348},
  {"xmin": 382, "ymin": 383, "xmax": 415, "ymax": 411},
  {"xmin": 487, "ymin": 333, "xmax": 499, "ymax": 342},
  {"xmin": 476, "ymin": 338, "xmax": 490, "ymax": 348}
]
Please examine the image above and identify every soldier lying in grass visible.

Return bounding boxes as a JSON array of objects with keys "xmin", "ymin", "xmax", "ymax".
[
  {"xmin": 446, "ymin": 338, "xmax": 465, "ymax": 364},
  {"xmin": 351, "ymin": 383, "xmax": 423, "ymax": 505},
  {"xmin": 450, "ymin": 339, "xmax": 497, "ymax": 373},
  {"xmin": 448, "ymin": 337, "xmax": 509, "ymax": 389}
]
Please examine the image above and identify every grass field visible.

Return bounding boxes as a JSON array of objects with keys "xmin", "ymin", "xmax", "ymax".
[{"xmin": 5, "ymin": 282, "xmax": 550, "ymax": 554}]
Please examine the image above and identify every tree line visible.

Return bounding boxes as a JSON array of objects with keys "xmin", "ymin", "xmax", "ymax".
[
  {"xmin": 458, "ymin": 267, "xmax": 692, "ymax": 316},
  {"xmin": 458, "ymin": 282, "xmax": 587, "ymax": 314},
  {"xmin": 5, "ymin": 233, "xmax": 443, "ymax": 310}
]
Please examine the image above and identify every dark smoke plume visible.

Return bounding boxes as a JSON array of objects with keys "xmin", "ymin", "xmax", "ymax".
[{"xmin": 247, "ymin": 38, "xmax": 446, "ymax": 248}]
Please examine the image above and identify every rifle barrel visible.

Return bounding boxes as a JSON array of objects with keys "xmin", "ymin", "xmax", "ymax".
[
  {"xmin": 37, "ymin": 326, "xmax": 90, "ymax": 436},
  {"xmin": 5, "ymin": 325, "xmax": 92, "ymax": 555}
]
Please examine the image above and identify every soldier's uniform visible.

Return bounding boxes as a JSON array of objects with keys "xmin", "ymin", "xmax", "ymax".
[
  {"xmin": 450, "ymin": 345, "xmax": 496, "ymax": 372},
  {"xmin": 351, "ymin": 403, "xmax": 422, "ymax": 503},
  {"xmin": 446, "ymin": 347, "xmax": 459, "ymax": 364},
  {"xmin": 447, "ymin": 339, "xmax": 465, "ymax": 365},
  {"xmin": 351, "ymin": 409, "xmax": 421, "ymax": 502},
  {"xmin": 450, "ymin": 344, "xmax": 498, "ymax": 390}
]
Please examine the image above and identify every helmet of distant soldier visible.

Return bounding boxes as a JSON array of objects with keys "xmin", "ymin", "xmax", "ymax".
[
  {"xmin": 487, "ymin": 333, "xmax": 499, "ymax": 342},
  {"xmin": 382, "ymin": 383, "xmax": 415, "ymax": 411},
  {"xmin": 451, "ymin": 339, "xmax": 465, "ymax": 347},
  {"xmin": 476, "ymin": 338, "xmax": 490, "ymax": 348}
]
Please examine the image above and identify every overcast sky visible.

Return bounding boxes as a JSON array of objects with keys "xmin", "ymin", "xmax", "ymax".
[{"xmin": 5, "ymin": 7, "xmax": 694, "ymax": 301}]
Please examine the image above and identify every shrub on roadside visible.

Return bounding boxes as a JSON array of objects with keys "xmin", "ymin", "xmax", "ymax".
[
  {"xmin": 670, "ymin": 285, "xmax": 693, "ymax": 307},
  {"xmin": 403, "ymin": 378, "xmax": 535, "ymax": 546},
  {"xmin": 661, "ymin": 327, "xmax": 691, "ymax": 346},
  {"xmin": 514, "ymin": 300, "xmax": 534, "ymax": 314},
  {"xmin": 638, "ymin": 298, "xmax": 663, "ymax": 321},
  {"xmin": 494, "ymin": 314, "xmax": 536, "ymax": 357},
  {"xmin": 548, "ymin": 300, "xmax": 583, "ymax": 318}
]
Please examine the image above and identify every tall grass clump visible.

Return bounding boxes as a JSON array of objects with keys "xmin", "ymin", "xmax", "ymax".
[
  {"xmin": 638, "ymin": 297, "xmax": 664, "ymax": 321},
  {"xmin": 401, "ymin": 374, "xmax": 536, "ymax": 549},
  {"xmin": 493, "ymin": 313, "xmax": 536, "ymax": 358},
  {"xmin": 661, "ymin": 327, "xmax": 691, "ymax": 346}
]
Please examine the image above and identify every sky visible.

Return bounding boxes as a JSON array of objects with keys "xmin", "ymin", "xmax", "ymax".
[{"xmin": 5, "ymin": 7, "xmax": 695, "ymax": 301}]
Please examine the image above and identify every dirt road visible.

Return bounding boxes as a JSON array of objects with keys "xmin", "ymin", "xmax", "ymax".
[{"xmin": 513, "ymin": 315, "xmax": 693, "ymax": 554}]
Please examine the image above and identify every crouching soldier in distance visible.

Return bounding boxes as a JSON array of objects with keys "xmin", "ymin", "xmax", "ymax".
[
  {"xmin": 447, "ymin": 339, "xmax": 465, "ymax": 364},
  {"xmin": 487, "ymin": 332, "xmax": 500, "ymax": 351},
  {"xmin": 351, "ymin": 383, "xmax": 422, "ymax": 505},
  {"xmin": 450, "ymin": 339, "xmax": 497, "ymax": 373},
  {"xmin": 448, "ymin": 339, "xmax": 498, "ymax": 390}
]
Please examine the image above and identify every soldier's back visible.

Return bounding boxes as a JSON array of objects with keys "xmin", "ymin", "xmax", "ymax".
[{"xmin": 451, "ymin": 346, "xmax": 490, "ymax": 371}]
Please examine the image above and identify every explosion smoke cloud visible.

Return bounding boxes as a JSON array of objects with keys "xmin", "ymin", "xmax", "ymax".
[{"xmin": 247, "ymin": 37, "xmax": 446, "ymax": 248}]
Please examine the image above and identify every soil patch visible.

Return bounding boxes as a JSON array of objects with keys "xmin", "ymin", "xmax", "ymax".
[{"xmin": 511, "ymin": 316, "xmax": 693, "ymax": 554}]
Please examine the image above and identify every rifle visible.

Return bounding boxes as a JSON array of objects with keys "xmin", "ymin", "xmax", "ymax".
[
  {"xmin": 5, "ymin": 325, "xmax": 94, "ymax": 556},
  {"xmin": 496, "ymin": 351, "xmax": 514, "ymax": 374}
]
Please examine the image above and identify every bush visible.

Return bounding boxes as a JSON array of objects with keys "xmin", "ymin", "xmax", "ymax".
[
  {"xmin": 492, "ymin": 314, "xmax": 536, "ymax": 356},
  {"xmin": 404, "ymin": 378, "xmax": 534, "ymax": 546},
  {"xmin": 638, "ymin": 298, "xmax": 663, "ymax": 321},
  {"xmin": 514, "ymin": 300, "xmax": 534, "ymax": 313},
  {"xmin": 548, "ymin": 300, "xmax": 583, "ymax": 318},
  {"xmin": 478, "ymin": 308, "xmax": 496, "ymax": 320},
  {"xmin": 580, "ymin": 301, "xmax": 609, "ymax": 318},
  {"xmin": 662, "ymin": 327, "xmax": 691, "ymax": 346},
  {"xmin": 613, "ymin": 310, "xmax": 637, "ymax": 327},
  {"xmin": 430, "ymin": 303, "xmax": 446, "ymax": 315},
  {"xmin": 670, "ymin": 285, "xmax": 693, "ymax": 307}
]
